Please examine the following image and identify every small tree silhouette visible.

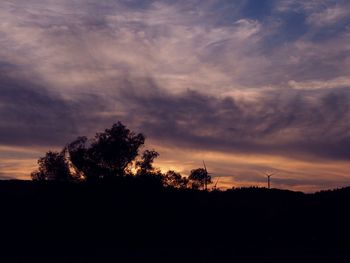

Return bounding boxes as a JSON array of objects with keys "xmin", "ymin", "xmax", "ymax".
[
  {"xmin": 189, "ymin": 168, "xmax": 212, "ymax": 190},
  {"xmin": 163, "ymin": 170, "xmax": 189, "ymax": 189},
  {"xmin": 136, "ymin": 150, "xmax": 159, "ymax": 176},
  {"xmin": 135, "ymin": 149, "xmax": 164, "ymax": 187},
  {"xmin": 31, "ymin": 151, "xmax": 71, "ymax": 181}
]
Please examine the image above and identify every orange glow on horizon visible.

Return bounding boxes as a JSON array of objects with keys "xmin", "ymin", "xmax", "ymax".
[{"xmin": 1, "ymin": 143, "xmax": 349, "ymax": 193}]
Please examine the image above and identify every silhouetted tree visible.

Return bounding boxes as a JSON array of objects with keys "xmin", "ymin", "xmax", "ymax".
[
  {"xmin": 66, "ymin": 122, "xmax": 145, "ymax": 180},
  {"xmin": 189, "ymin": 168, "xmax": 212, "ymax": 190},
  {"xmin": 136, "ymin": 150, "xmax": 159, "ymax": 176},
  {"xmin": 163, "ymin": 170, "xmax": 189, "ymax": 189},
  {"xmin": 135, "ymin": 150, "xmax": 164, "ymax": 186},
  {"xmin": 92, "ymin": 122, "xmax": 145, "ymax": 177},
  {"xmin": 31, "ymin": 151, "xmax": 71, "ymax": 181}
]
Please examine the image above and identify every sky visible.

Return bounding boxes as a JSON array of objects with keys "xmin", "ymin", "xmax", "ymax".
[{"xmin": 1, "ymin": 0, "xmax": 350, "ymax": 192}]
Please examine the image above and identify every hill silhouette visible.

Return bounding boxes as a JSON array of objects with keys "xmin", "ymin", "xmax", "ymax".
[{"xmin": 1, "ymin": 179, "xmax": 350, "ymax": 262}]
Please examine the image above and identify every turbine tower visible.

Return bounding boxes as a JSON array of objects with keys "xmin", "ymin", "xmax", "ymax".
[
  {"xmin": 203, "ymin": 161, "xmax": 210, "ymax": 191},
  {"xmin": 213, "ymin": 176, "xmax": 220, "ymax": 191}
]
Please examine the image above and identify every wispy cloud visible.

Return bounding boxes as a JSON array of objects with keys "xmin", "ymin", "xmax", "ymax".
[
  {"xmin": 288, "ymin": 77, "xmax": 350, "ymax": 90},
  {"xmin": 307, "ymin": 4, "xmax": 350, "ymax": 27}
]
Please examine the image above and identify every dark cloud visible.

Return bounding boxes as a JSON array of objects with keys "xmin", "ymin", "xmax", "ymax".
[
  {"xmin": 120, "ymin": 80, "xmax": 350, "ymax": 160},
  {"xmin": 0, "ymin": 74, "xmax": 117, "ymax": 147}
]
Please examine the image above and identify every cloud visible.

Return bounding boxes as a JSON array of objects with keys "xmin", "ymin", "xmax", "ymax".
[
  {"xmin": 288, "ymin": 77, "xmax": 350, "ymax": 90},
  {"xmin": 0, "ymin": 147, "xmax": 40, "ymax": 180},
  {"xmin": 0, "ymin": 0, "xmax": 267, "ymax": 95},
  {"xmin": 0, "ymin": 73, "xmax": 118, "ymax": 147},
  {"xmin": 307, "ymin": 4, "xmax": 350, "ymax": 27},
  {"xmin": 1, "ymin": 0, "xmax": 348, "ymax": 93},
  {"xmin": 118, "ymin": 79, "xmax": 350, "ymax": 161}
]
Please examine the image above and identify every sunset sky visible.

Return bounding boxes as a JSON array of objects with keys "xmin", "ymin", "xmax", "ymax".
[{"xmin": 1, "ymin": 0, "xmax": 350, "ymax": 192}]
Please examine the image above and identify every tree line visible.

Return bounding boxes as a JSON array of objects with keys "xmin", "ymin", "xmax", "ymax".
[{"xmin": 31, "ymin": 122, "xmax": 212, "ymax": 190}]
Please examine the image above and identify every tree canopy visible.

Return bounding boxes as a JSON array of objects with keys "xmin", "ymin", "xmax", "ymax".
[
  {"xmin": 136, "ymin": 150, "xmax": 159, "ymax": 176},
  {"xmin": 31, "ymin": 151, "xmax": 71, "ymax": 181},
  {"xmin": 66, "ymin": 122, "xmax": 145, "ymax": 180},
  {"xmin": 163, "ymin": 170, "xmax": 189, "ymax": 189}
]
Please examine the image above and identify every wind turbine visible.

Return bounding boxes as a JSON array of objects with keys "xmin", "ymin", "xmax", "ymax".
[{"xmin": 263, "ymin": 170, "xmax": 277, "ymax": 189}]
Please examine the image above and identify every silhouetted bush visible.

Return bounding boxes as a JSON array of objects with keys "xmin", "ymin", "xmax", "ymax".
[
  {"xmin": 31, "ymin": 151, "xmax": 72, "ymax": 181},
  {"xmin": 163, "ymin": 170, "xmax": 189, "ymax": 189}
]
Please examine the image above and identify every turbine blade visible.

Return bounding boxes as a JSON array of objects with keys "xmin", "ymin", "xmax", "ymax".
[{"xmin": 203, "ymin": 160, "xmax": 207, "ymax": 173}]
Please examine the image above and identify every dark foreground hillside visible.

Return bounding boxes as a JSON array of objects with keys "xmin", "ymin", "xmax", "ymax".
[{"xmin": 1, "ymin": 180, "xmax": 350, "ymax": 262}]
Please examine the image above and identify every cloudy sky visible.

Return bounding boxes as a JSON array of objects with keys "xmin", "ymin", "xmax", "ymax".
[{"xmin": 1, "ymin": 0, "xmax": 350, "ymax": 192}]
